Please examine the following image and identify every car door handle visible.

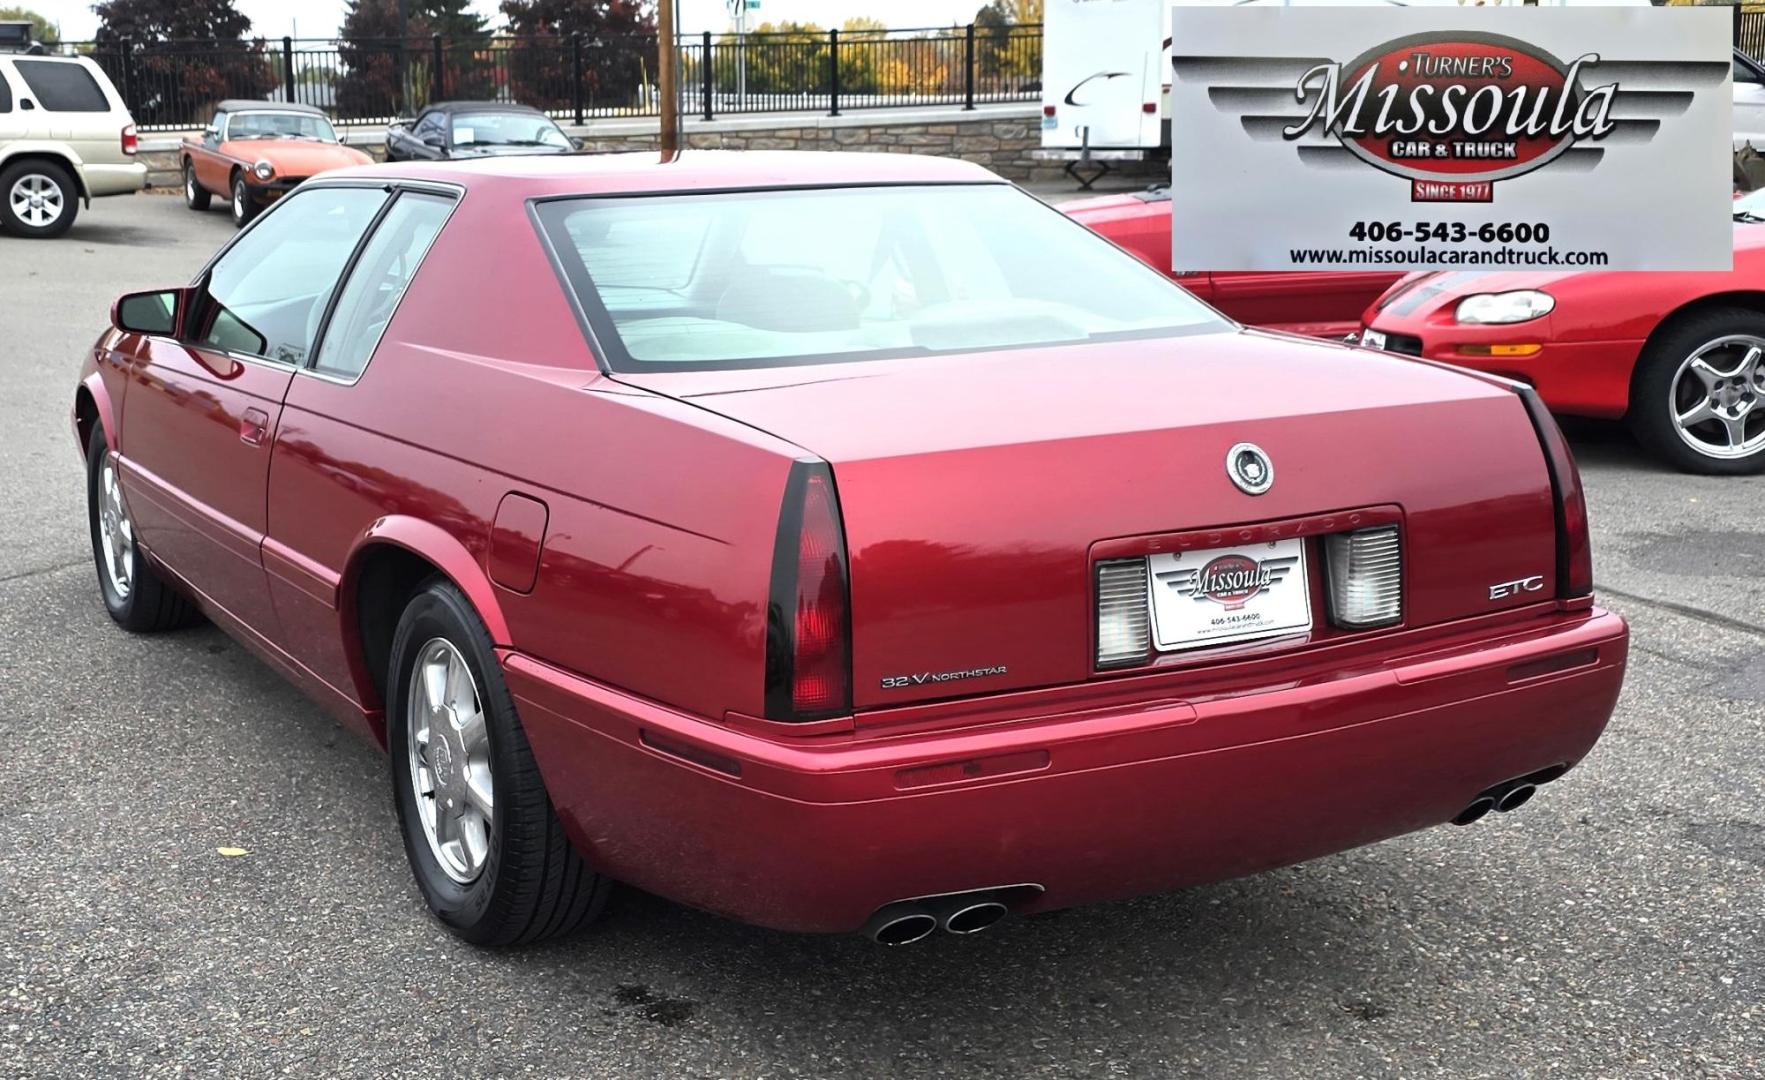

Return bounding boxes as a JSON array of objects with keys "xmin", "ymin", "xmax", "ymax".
[{"xmin": 240, "ymin": 407, "xmax": 270, "ymax": 446}]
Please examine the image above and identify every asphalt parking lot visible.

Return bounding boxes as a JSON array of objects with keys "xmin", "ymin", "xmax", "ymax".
[{"xmin": 2, "ymin": 192, "xmax": 1761, "ymax": 1079}]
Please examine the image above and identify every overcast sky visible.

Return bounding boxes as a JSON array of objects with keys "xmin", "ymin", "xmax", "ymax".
[{"xmin": 27, "ymin": 0, "xmax": 989, "ymax": 42}]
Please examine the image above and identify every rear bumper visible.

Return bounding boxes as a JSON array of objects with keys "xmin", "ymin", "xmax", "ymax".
[
  {"xmin": 506, "ymin": 607, "xmax": 1627, "ymax": 933},
  {"xmin": 83, "ymin": 162, "xmax": 147, "ymax": 198}
]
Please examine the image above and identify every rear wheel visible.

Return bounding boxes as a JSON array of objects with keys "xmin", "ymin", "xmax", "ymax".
[
  {"xmin": 1, "ymin": 160, "xmax": 78, "ymax": 239},
  {"xmin": 388, "ymin": 578, "xmax": 611, "ymax": 945},
  {"xmin": 86, "ymin": 427, "xmax": 198, "ymax": 632},
  {"xmin": 1630, "ymin": 307, "xmax": 1765, "ymax": 475},
  {"xmin": 230, "ymin": 172, "xmax": 260, "ymax": 228},
  {"xmin": 183, "ymin": 160, "xmax": 211, "ymax": 211}
]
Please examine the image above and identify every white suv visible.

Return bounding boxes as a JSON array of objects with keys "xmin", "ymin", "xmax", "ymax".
[{"xmin": 0, "ymin": 53, "xmax": 145, "ymax": 238}]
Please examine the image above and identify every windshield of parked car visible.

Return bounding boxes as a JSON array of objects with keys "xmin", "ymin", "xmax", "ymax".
[
  {"xmin": 536, "ymin": 184, "xmax": 1226, "ymax": 370},
  {"xmin": 451, "ymin": 111, "xmax": 570, "ymax": 148},
  {"xmin": 228, "ymin": 111, "xmax": 338, "ymax": 142}
]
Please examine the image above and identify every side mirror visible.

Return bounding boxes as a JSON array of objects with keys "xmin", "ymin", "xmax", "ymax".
[
  {"xmin": 112, "ymin": 288, "xmax": 185, "ymax": 336},
  {"xmin": 569, "ymin": 135, "xmax": 584, "ymax": 151},
  {"xmin": 422, "ymin": 133, "xmax": 446, "ymax": 148}
]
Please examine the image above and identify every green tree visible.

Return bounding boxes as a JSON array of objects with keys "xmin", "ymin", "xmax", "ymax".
[
  {"xmin": 973, "ymin": 0, "xmax": 1039, "ymax": 84},
  {"xmin": 91, "ymin": 0, "xmax": 274, "ymax": 125},
  {"xmin": 496, "ymin": 0, "xmax": 657, "ymax": 113},
  {"xmin": 335, "ymin": 0, "xmax": 432, "ymax": 120},
  {"xmin": 0, "ymin": 6, "xmax": 58, "ymax": 46}
]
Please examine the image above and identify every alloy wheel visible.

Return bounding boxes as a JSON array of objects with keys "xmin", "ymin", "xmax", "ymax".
[
  {"xmin": 8, "ymin": 173, "xmax": 64, "ymax": 230},
  {"xmin": 232, "ymin": 180, "xmax": 244, "ymax": 220},
  {"xmin": 406, "ymin": 637, "xmax": 495, "ymax": 884},
  {"xmin": 1671, "ymin": 335, "xmax": 1765, "ymax": 460},
  {"xmin": 96, "ymin": 454, "xmax": 134, "ymax": 600}
]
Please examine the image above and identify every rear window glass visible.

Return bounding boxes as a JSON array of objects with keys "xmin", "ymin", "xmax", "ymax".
[
  {"xmin": 0, "ymin": 69, "xmax": 11, "ymax": 113},
  {"xmin": 14, "ymin": 60, "xmax": 108, "ymax": 112},
  {"xmin": 535, "ymin": 184, "xmax": 1224, "ymax": 372}
]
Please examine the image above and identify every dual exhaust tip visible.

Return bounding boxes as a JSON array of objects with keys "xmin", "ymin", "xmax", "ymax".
[
  {"xmin": 873, "ymin": 901, "xmax": 1010, "ymax": 946},
  {"xmin": 865, "ymin": 884, "xmax": 1041, "ymax": 945},
  {"xmin": 1452, "ymin": 763, "xmax": 1570, "ymax": 826}
]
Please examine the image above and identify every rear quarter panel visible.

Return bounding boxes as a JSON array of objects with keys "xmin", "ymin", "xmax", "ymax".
[{"xmin": 264, "ymin": 186, "xmax": 803, "ymax": 728}]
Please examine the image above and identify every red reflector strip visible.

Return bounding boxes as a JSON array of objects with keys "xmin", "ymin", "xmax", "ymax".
[
  {"xmin": 1506, "ymin": 647, "xmax": 1598, "ymax": 683},
  {"xmin": 896, "ymin": 750, "xmax": 1050, "ymax": 790},
  {"xmin": 639, "ymin": 730, "xmax": 743, "ymax": 777}
]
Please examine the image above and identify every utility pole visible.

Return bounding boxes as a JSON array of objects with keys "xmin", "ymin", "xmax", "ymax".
[{"xmin": 658, "ymin": 0, "xmax": 678, "ymax": 155}]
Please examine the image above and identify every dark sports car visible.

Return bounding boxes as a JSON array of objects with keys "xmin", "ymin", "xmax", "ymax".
[{"xmin": 385, "ymin": 101, "xmax": 576, "ymax": 162}]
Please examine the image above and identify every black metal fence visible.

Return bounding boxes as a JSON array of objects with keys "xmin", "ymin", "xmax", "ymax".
[
  {"xmin": 1741, "ymin": 7, "xmax": 1765, "ymax": 65},
  {"xmin": 62, "ymin": 24, "xmax": 1042, "ymax": 132}
]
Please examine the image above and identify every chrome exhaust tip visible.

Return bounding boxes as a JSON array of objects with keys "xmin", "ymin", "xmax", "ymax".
[
  {"xmin": 1494, "ymin": 783, "xmax": 1537, "ymax": 813},
  {"xmin": 943, "ymin": 901, "xmax": 1009, "ymax": 935},
  {"xmin": 872, "ymin": 913, "xmax": 938, "ymax": 946},
  {"xmin": 1452, "ymin": 796, "xmax": 1496, "ymax": 826}
]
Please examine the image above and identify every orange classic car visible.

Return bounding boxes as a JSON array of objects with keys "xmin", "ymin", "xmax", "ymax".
[{"xmin": 181, "ymin": 101, "xmax": 371, "ymax": 228}]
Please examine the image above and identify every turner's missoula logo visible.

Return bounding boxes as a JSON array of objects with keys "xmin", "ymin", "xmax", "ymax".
[
  {"xmin": 1281, "ymin": 33, "xmax": 1616, "ymax": 203},
  {"xmin": 1158, "ymin": 554, "xmax": 1300, "ymax": 612}
]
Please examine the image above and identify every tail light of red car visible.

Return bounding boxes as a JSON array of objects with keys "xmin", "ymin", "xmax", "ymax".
[
  {"xmin": 1516, "ymin": 388, "xmax": 1593, "ymax": 599},
  {"xmin": 121, "ymin": 124, "xmax": 138, "ymax": 156},
  {"xmin": 765, "ymin": 460, "xmax": 852, "ymax": 721}
]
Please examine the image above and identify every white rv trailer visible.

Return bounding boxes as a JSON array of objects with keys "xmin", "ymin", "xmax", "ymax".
[{"xmin": 1037, "ymin": 0, "xmax": 1660, "ymax": 187}]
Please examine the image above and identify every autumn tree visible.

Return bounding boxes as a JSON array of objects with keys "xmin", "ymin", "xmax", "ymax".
[
  {"xmin": 497, "ymin": 0, "xmax": 655, "ymax": 113},
  {"xmin": 91, "ymin": 0, "xmax": 274, "ymax": 125}
]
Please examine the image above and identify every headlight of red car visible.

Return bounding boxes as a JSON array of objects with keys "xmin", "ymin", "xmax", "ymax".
[
  {"xmin": 1454, "ymin": 290, "xmax": 1555, "ymax": 325},
  {"xmin": 252, "ymin": 159, "xmax": 275, "ymax": 181}
]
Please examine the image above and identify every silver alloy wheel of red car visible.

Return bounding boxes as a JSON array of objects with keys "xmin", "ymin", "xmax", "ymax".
[
  {"xmin": 406, "ymin": 636, "xmax": 496, "ymax": 884},
  {"xmin": 1671, "ymin": 334, "xmax": 1765, "ymax": 460},
  {"xmin": 96, "ymin": 453, "xmax": 135, "ymax": 600},
  {"xmin": 8, "ymin": 172, "xmax": 65, "ymax": 231}
]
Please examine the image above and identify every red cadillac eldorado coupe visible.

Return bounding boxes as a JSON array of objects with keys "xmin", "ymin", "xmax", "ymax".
[{"xmin": 74, "ymin": 152, "xmax": 1627, "ymax": 946}]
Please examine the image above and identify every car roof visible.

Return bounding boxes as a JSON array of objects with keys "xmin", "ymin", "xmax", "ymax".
[
  {"xmin": 423, "ymin": 100, "xmax": 546, "ymax": 116},
  {"xmin": 329, "ymin": 149, "xmax": 1003, "ymax": 198},
  {"xmin": 217, "ymin": 99, "xmax": 327, "ymax": 116}
]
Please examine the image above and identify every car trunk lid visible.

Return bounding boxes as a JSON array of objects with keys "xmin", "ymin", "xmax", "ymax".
[{"xmin": 623, "ymin": 330, "xmax": 1560, "ymax": 711}]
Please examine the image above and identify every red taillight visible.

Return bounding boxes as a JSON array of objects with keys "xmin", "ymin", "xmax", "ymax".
[
  {"xmin": 1517, "ymin": 388, "xmax": 1593, "ymax": 599},
  {"xmin": 1043, "ymin": 104, "xmax": 1056, "ymax": 117},
  {"xmin": 1142, "ymin": 102, "xmax": 1157, "ymax": 113},
  {"xmin": 765, "ymin": 460, "xmax": 852, "ymax": 721},
  {"xmin": 121, "ymin": 124, "xmax": 138, "ymax": 156}
]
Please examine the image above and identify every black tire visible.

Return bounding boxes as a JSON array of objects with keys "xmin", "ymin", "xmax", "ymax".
[
  {"xmin": 85, "ymin": 427, "xmax": 199, "ymax": 632},
  {"xmin": 1628, "ymin": 306, "xmax": 1765, "ymax": 475},
  {"xmin": 0, "ymin": 159, "xmax": 78, "ymax": 239},
  {"xmin": 230, "ymin": 172, "xmax": 260, "ymax": 228},
  {"xmin": 183, "ymin": 159, "xmax": 211, "ymax": 211},
  {"xmin": 388, "ymin": 578, "xmax": 611, "ymax": 945}
]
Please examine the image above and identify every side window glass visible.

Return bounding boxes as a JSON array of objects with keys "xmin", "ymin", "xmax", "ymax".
[
  {"xmin": 13, "ymin": 60, "xmax": 108, "ymax": 112},
  {"xmin": 312, "ymin": 192, "xmax": 453, "ymax": 380},
  {"xmin": 0, "ymin": 69, "xmax": 12, "ymax": 113},
  {"xmin": 199, "ymin": 187, "xmax": 389, "ymax": 364},
  {"xmin": 415, "ymin": 111, "xmax": 444, "ymax": 136}
]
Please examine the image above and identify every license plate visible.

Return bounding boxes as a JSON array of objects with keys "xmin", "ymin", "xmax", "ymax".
[
  {"xmin": 1147, "ymin": 538, "xmax": 1311, "ymax": 651},
  {"xmin": 1360, "ymin": 328, "xmax": 1387, "ymax": 351}
]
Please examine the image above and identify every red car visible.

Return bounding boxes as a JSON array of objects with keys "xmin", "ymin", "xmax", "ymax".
[
  {"xmin": 75, "ymin": 152, "xmax": 1626, "ymax": 946},
  {"xmin": 1062, "ymin": 186, "xmax": 1403, "ymax": 338},
  {"xmin": 1360, "ymin": 201, "xmax": 1765, "ymax": 475}
]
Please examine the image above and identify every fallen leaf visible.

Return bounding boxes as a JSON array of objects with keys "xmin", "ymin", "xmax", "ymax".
[{"xmin": 217, "ymin": 847, "xmax": 249, "ymax": 857}]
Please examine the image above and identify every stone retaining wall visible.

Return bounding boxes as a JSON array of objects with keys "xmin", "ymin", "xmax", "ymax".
[{"xmin": 138, "ymin": 105, "xmax": 1166, "ymax": 189}]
